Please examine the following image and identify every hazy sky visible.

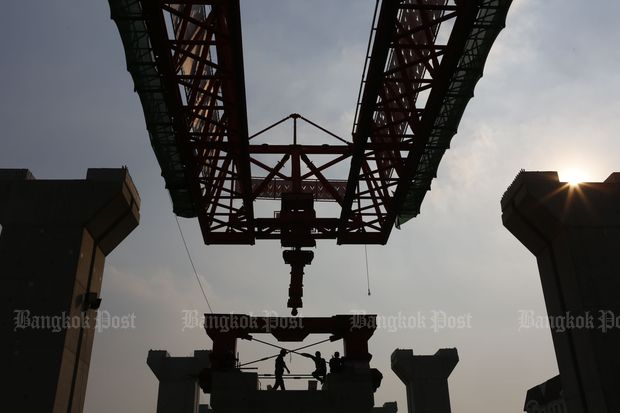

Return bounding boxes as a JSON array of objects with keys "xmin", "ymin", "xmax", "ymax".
[{"xmin": 2, "ymin": 0, "xmax": 620, "ymax": 412}]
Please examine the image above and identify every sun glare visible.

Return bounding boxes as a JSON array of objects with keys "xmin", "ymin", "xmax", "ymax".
[{"xmin": 560, "ymin": 168, "xmax": 590, "ymax": 186}]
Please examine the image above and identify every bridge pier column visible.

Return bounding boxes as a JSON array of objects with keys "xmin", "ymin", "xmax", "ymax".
[
  {"xmin": 147, "ymin": 350, "xmax": 211, "ymax": 413},
  {"xmin": 391, "ymin": 348, "xmax": 458, "ymax": 413},
  {"xmin": 502, "ymin": 171, "xmax": 620, "ymax": 413},
  {"xmin": 1, "ymin": 168, "xmax": 140, "ymax": 413}
]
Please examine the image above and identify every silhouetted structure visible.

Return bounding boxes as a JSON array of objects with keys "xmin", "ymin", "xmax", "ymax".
[
  {"xmin": 165, "ymin": 313, "xmax": 392, "ymax": 412},
  {"xmin": 503, "ymin": 171, "xmax": 620, "ymax": 413},
  {"xmin": 1, "ymin": 168, "xmax": 140, "ymax": 413},
  {"xmin": 524, "ymin": 375, "xmax": 567, "ymax": 413},
  {"xmin": 391, "ymin": 348, "xmax": 458, "ymax": 413},
  {"xmin": 148, "ymin": 350, "xmax": 212, "ymax": 413},
  {"xmin": 373, "ymin": 402, "xmax": 398, "ymax": 413}
]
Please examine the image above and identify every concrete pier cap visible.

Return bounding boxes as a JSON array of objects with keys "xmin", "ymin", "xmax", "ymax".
[
  {"xmin": 391, "ymin": 348, "xmax": 458, "ymax": 413},
  {"xmin": 501, "ymin": 170, "xmax": 620, "ymax": 255},
  {"xmin": 502, "ymin": 170, "xmax": 620, "ymax": 413},
  {"xmin": 0, "ymin": 168, "xmax": 140, "ymax": 252},
  {"xmin": 391, "ymin": 349, "xmax": 458, "ymax": 381},
  {"xmin": 147, "ymin": 350, "xmax": 212, "ymax": 381}
]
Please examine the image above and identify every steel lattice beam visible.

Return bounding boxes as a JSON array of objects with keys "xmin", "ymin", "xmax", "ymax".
[
  {"xmin": 110, "ymin": 0, "xmax": 512, "ymax": 246},
  {"xmin": 338, "ymin": 0, "xmax": 511, "ymax": 244}
]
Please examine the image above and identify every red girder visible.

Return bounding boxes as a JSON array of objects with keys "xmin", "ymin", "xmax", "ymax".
[
  {"xmin": 121, "ymin": 0, "xmax": 510, "ymax": 246},
  {"xmin": 338, "ymin": 0, "xmax": 488, "ymax": 244},
  {"xmin": 141, "ymin": 1, "xmax": 255, "ymax": 243}
]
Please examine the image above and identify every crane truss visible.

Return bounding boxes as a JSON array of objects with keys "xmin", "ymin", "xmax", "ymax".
[
  {"xmin": 109, "ymin": 0, "xmax": 512, "ymax": 246},
  {"xmin": 340, "ymin": 0, "xmax": 511, "ymax": 243}
]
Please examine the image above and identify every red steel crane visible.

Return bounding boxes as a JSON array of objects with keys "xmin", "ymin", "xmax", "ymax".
[{"xmin": 109, "ymin": 0, "xmax": 512, "ymax": 314}]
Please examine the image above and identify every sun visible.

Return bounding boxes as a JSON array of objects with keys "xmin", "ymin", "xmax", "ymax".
[{"xmin": 559, "ymin": 168, "xmax": 590, "ymax": 186}]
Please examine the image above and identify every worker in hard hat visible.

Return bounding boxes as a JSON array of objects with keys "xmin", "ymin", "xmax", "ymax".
[
  {"xmin": 272, "ymin": 349, "xmax": 290, "ymax": 390},
  {"xmin": 301, "ymin": 351, "xmax": 327, "ymax": 384},
  {"xmin": 329, "ymin": 351, "xmax": 343, "ymax": 374}
]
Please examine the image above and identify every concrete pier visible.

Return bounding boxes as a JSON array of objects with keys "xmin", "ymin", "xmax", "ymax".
[
  {"xmin": 391, "ymin": 348, "xmax": 458, "ymax": 413},
  {"xmin": 502, "ymin": 171, "xmax": 620, "ymax": 413},
  {"xmin": 147, "ymin": 350, "xmax": 212, "ymax": 413},
  {"xmin": 1, "ymin": 168, "xmax": 140, "ymax": 413}
]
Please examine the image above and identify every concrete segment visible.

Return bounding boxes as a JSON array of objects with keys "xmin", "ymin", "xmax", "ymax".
[
  {"xmin": 502, "ymin": 171, "xmax": 620, "ymax": 413},
  {"xmin": 1, "ymin": 168, "xmax": 140, "ymax": 413}
]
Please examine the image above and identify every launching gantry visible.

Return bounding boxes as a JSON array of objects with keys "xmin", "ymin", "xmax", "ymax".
[{"xmin": 110, "ymin": 0, "xmax": 512, "ymax": 314}]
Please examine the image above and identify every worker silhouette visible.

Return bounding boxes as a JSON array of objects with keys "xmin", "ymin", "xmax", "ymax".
[
  {"xmin": 370, "ymin": 368, "xmax": 383, "ymax": 392},
  {"xmin": 329, "ymin": 351, "xmax": 343, "ymax": 374},
  {"xmin": 273, "ymin": 349, "xmax": 290, "ymax": 390},
  {"xmin": 302, "ymin": 351, "xmax": 327, "ymax": 384}
]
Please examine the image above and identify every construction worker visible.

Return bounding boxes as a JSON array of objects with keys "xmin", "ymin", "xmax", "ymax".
[
  {"xmin": 273, "ymin": 349, "xmax": 290, "ymax": 390},
  {"xmin": 329, "ymin": 351, "xmax": 343, "ymax": 374},
  {"xmin": 370, "ymin": 368, "xmax": 383, "ymax": 392},
  {"xmin": 302, "ymin": 351, "xmax": 327, "ymax": 384}
]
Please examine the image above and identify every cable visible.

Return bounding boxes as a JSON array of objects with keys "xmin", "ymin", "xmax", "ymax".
[
  {"xmin": 248, "ymin": 337, "xmax": 289, "ymax": 353},
  {"xmin": 169, "ymin": 195, "xmax": 214, "ymax": 313},
  {"xmin": 238, "ymin": 337, "xmax": 332, "ymax": 367},
  {"xmin": 249, "ymin": 336, "xmax": 331, "ymax": 357},
  {"xmin": 299, "ymin": 115, "xmax": 352, "ymax": 145},
  {"xmin": 364, "ymin": 244, "xmax": 371, "ymax": 296}
]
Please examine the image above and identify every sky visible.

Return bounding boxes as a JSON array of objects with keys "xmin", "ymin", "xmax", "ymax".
[{"xmin": 1, "ymin": 0, "xmax": 620, "ymax": 412}]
